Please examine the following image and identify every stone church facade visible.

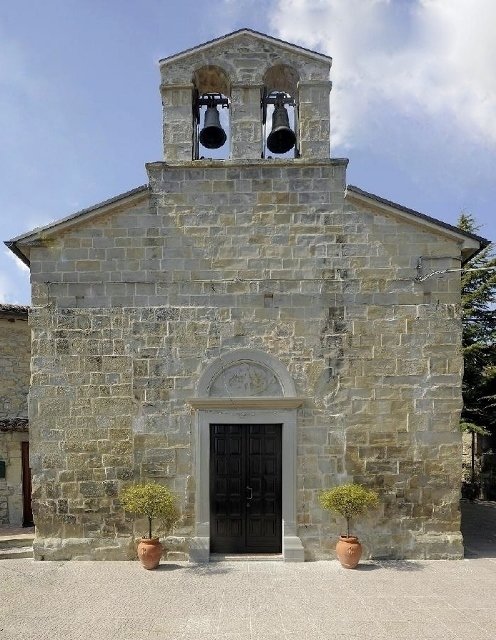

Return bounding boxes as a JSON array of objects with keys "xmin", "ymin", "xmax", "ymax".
[{"xmin": 6, "ymin": 30, "xmax": 488, "ymax": 561}]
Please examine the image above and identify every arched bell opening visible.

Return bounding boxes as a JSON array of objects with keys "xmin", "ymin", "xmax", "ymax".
[
  {"xmin": 192, "ymin": 65, "xmax": 231, "ymax": 160},
  {"xmin": 262, "ymin": 64, "xmax": 299, "ymax": 159}
]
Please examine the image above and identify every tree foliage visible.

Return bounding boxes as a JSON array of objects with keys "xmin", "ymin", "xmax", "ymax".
[
  {"xmin": 458, "ymin": 213, "xmax": 496, "ymax": 440},
  {"xmin": 120, "ymin": 482, "xmax": 180, "ymax": 539},
  {"xmin": 319, "ymin": 483, "xmax": 379, "ymax": 537}
]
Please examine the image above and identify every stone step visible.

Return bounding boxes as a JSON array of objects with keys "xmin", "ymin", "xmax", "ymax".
[
  {"xmin": 0, "ymin": 546, "xmax": 33, "ymax": 559},
  {"xmin": 210, "ymin": 553, "xmax": 283, "ymax": 562},
  {"xmin": 0, "ymin": 536, "xmax": 35, "ymax": 549}
]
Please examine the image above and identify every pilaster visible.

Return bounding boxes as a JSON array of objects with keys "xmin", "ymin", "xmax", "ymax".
[
  {"xmin": 160, "ymin": 83, "xmax": 194, "ymax": 162},
  {"xmin": 298, "ymin": 80, "xmax": 332, "ymax": 159},
  {"xmin": 230, "ymin": 83, "xmax": 264, "ymax": 160}
]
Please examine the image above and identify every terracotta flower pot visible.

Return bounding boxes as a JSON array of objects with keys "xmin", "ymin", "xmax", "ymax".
[
  {"xmin": 336, "ymin": 535, "xmax": 362, "ymax": 569},
  {"xmin": 137, "ymin": 538, "xmax": 163, "ymax": 570}
]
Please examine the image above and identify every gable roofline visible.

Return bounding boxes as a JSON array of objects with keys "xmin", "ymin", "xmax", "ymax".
[
  {"xmin": 159, "ymin": 28, "xmax": 332, "ymax": 67},
  {"xmin": 5, "ymin": 184, "xmax": 150, "ymax": 267},
  {"xmin": 346, "ymin": 185, "xmax": 490, "ymax": 263}
]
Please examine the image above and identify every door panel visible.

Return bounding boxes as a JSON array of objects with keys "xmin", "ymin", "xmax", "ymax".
[{"xmin": 210, "ymin": 424, "xmax": 282, "ymax": 553}]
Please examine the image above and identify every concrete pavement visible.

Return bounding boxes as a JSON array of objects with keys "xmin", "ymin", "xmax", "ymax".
[{"xmin": 0, "ymin": 500, "xmax": 495, "ymax": 640}]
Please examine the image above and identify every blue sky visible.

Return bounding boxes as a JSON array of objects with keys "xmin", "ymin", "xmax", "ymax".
[{"xmin": 1, "ymin": 0, "xmax": 494, "ymax": 304}]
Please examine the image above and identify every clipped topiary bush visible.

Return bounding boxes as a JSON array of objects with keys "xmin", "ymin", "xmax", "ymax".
[
  {"xmin": 319, "ymin": 483, "xmax": 379, "ymax": 537},
  {"xmin": 120, "ymin": 482, "xmax": 180, "ymax": 540}
]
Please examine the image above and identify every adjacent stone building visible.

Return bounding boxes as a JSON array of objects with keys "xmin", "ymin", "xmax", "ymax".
[
  {"xmin": 0, "ymin": 304, "xmax": 32, "ymax": 527},
  {"xmin": 5, "ymin": 29, "xmax": 489, "ymax": 561}
]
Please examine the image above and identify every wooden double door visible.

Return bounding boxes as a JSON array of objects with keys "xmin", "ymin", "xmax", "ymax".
[{"xmin": 210, "ymin": 424, "xmax": 282, "ymax": 554}]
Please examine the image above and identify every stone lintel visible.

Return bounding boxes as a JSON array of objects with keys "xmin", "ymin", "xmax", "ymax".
[{"xmin": 188, "ymin": 397, "xmax": 304, "ymax": 410}]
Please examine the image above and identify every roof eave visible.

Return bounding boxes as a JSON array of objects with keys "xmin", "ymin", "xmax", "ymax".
[
  {"xmin": 5, "ymin": 185, "xmax": 150, "ymax": 267},
  {"xmin": 346, "ymin": 185, "xmax": 490, "ymax": 265},
  {"xmin": 0, "ymin": 303, "xmax": 29, "ymax": 319},
  {"xmin": 4, "ymin": 240, "xmax": 31, "ymax": 268}
]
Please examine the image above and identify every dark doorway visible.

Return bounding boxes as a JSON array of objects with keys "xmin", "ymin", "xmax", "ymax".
[
  {"xmin": 21, "ymin": 441, "xmax": 33, "ymax": 527},
  {"xmin": 210, "ymin": 424, "xmax": 282, "ymax": 553},
  {"xmin": 461, "ymin": 500, "xmax": 496, "ymax": 558}
]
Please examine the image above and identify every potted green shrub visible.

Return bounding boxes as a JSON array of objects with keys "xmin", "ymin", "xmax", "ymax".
[
  {"xmin": 120, "ymin": 482, "xmax": 180, "ymax": 569},
  {"xmin": 319, "ymin": 483, "xmax": 379, "ymax": 568}
]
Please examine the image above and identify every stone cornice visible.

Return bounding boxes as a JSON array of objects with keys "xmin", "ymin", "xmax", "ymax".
[
  {"xmin": 188, "ymin": 397, "xmax": 305, "ymax": 410},
  {"xmin": 346, "ymin": 185, "xmax": 486, "ymax": 262},
  {"xmin": 146, "ymin": 158, "xmax": 348, "ymax": 171}
]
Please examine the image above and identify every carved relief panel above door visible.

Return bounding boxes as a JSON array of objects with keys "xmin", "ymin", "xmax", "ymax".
[{"xmin": 209, "ymin": 362, "xmax": 283, "ymax": 397}]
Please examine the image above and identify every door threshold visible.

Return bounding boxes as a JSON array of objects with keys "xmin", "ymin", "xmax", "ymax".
[{"xmin": 210, "ymin": 553, "xmax": 283, "ymax": 562}]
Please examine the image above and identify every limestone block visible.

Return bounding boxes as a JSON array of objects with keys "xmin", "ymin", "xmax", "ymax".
[{"xmin": 33, "ymin": 536, "xmax": 135, "ymax": 561}]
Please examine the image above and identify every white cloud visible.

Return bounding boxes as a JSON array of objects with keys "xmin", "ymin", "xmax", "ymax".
[
  {"xmin": 0, "ymin": 272, "xmax": 9, "ymax": 304},
  {"xmin": 0, "ymin": 249, "xmax": 29, "ymax": 304},
  {"xmin": 0, "ymin": 268, "xmax": 27, "ymax": 305},
  {"xmin": 0, "ymin": 250, "xmax": 30, "ymax": 305},
  {"xmin": 268, "ymin": 0, "xmax": 496, "ymax": 149},
  {"xmin": 4, "ymin": 249, "xmax": 29, "ymax": 274}
]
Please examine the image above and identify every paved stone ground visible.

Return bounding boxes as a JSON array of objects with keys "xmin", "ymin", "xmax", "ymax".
[{"xmin": 0, "ymin": 501, "xmax": 495, "ymax": 640}]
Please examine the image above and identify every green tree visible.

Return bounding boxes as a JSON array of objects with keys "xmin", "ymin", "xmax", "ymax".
[
  {"xmin": 319, "ymin": 484, "xmax": 379, "ymax": 538},
  {"xmin": 458, "ymin": 214, "xmax": 496, "ymax": 480},
  {"xmin": 120, "ymin": 482, "xmax": 179, "ymax": 539}
]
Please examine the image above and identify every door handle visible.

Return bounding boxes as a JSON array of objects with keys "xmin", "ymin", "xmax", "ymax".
[{"xmin": 246, "ymin": 486, "xmax": 253, "ymax": 500}]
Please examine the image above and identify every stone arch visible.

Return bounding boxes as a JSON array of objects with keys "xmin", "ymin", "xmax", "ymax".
[
  {"xmin": 263, "ymin": 64, "xmax": 299, "ymax": 97},
  {"xmin": 192, "ymin": 64, "xmax": 231, "ymax": 97},
  {"xmin": 262, "ymin": 64, "xmax": 300, "ymax": 159},
  {"xmin": 197, "ymin": 348, "xmax": 296, "ymax": 398},
  {"xmin": 192, "ymin": 64, "xmax": 231, "ymax": 159}
]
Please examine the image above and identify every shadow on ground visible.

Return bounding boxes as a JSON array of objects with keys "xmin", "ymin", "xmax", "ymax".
[
  {"xmin": 354, "ymin": 563, "xmax": 381, "ymax": 571},
  {"xmin": 376, "ymin": 560, "xmax": 424, "ymax": 571},
  {"xmin": 154, "ymin": 563, "xmax": 185, "ymax": 572},
  {"xmin": 154, "ymin": 562, "xmax": 235, "ymax": 574}
]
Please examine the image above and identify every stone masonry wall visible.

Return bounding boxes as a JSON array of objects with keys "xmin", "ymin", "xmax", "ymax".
[
  {"xmin": 0, "ymin": 315, "xmax": 30, "ymax": 419},
  {"xmin": 28, "ymin": 159, "xmax": 464, "ymax": 560},
  {"xmin": 0, "ymin": 314, "xmax": 30, "ymax": 525},
  {"xmin": 0, "ymin": 432, "xmax": 26, "ymax": 526}
]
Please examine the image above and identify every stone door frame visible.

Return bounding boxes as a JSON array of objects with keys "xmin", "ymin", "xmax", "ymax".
[{"xmin": 188, "ymin": 349, "xmax": 305, "ymax": 562}]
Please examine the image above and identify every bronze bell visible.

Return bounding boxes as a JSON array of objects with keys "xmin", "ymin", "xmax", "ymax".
[
  {"xmin": 199, "ymin": 105, "xmax": 227, "ymax": 149},
  {"xmin": 267, "ymin": 99, "xmax": 296, "ymax": 154}
]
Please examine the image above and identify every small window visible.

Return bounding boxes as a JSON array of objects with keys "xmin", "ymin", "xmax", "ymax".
[{"xmin": 0, "ymin": 460, "xmax": 5, "ymax": 479}]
